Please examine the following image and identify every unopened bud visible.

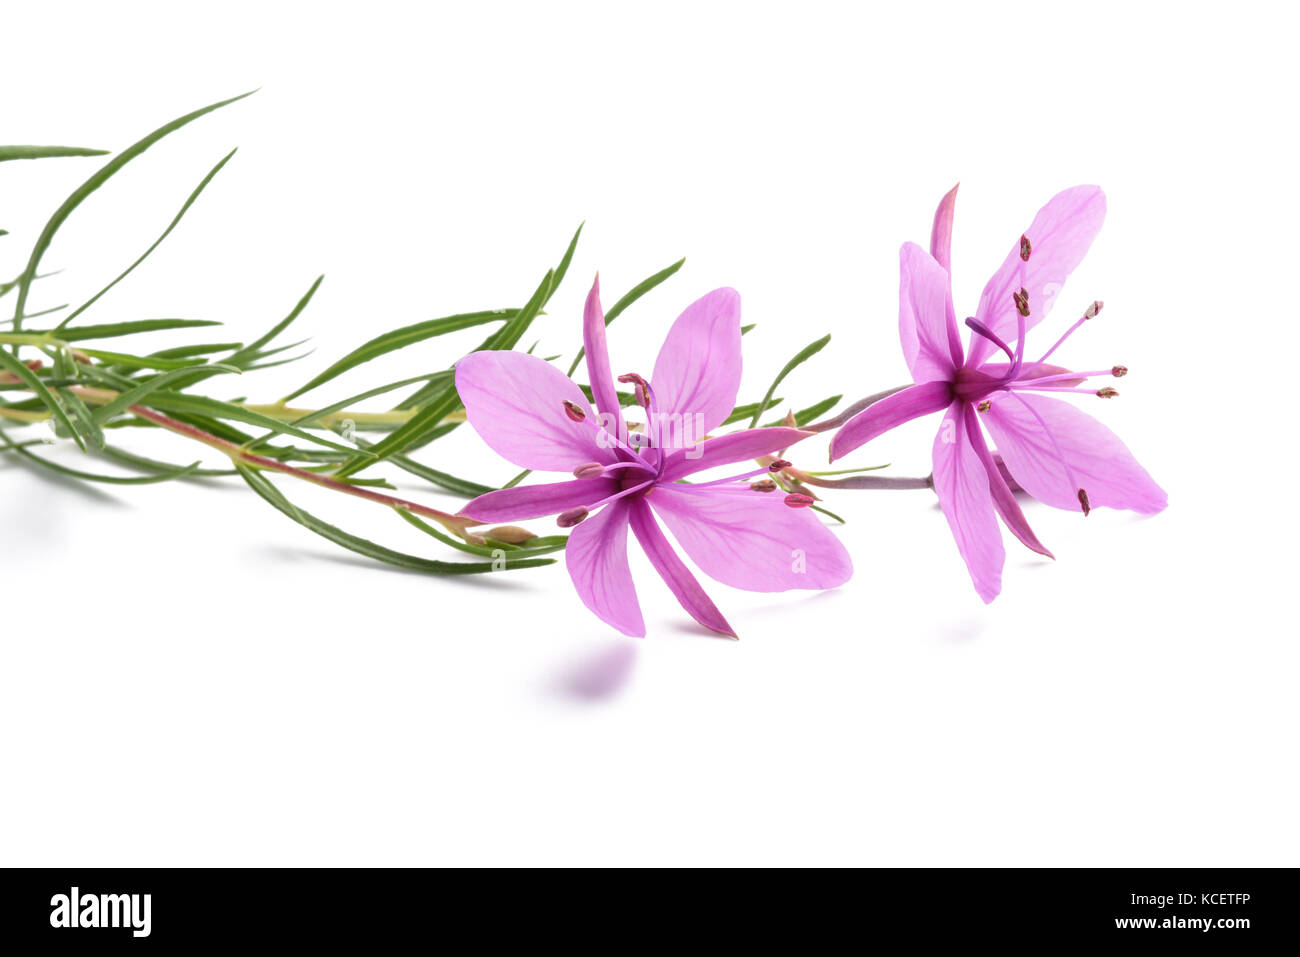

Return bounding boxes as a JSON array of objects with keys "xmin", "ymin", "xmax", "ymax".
[
  {"xmin": 1111, "ymin": 365, "xmax": 1128, "ymax": 377},
  {"xmin": 486, "ymin": 525, "xmax": 538, "ymax": 544},
  {"xmin": 784, "ymin": 493, "xmax": 815, "ymax": 508},
  {"xmin": 750, "ymin": 479, "xmax": 778, "ymax": 492},
  {"xmin": 572, "ymin": 462, "xmax": 605, "ymax": 479},
  {"xmin": 1085, "ymin": 300, "xmax": 1104, "ymax": 319},
  {"xmin": 1096, "ymin": 386, "xmax": 1119, "ymax": 398},
  {"xmin": 557, "ymin": 507, "xmax": 589, "ymax": 528},
  {"xmin": 782, "ymin": 409, "xmax": 798, "ymax": 429},
  {"xmin": 1020, "ymin": 234, "xmax": 1032, "ymax": 261},
  {"xmin": 1077, "ymin": 488, "xmax": 1091, "ymax": 517},
  {"xmin": 976, "ymin": 400, "xmax": 992, "ymax": 413},
  {"xmin": 562, "ymin": 399, "xmax": 586, "ymax": 422},
  {"xmin": 1013, "ymin": 287, "xmax": 1030, "ymax": 318}
]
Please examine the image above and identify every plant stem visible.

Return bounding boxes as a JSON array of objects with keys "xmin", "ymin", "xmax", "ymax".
[{"xmin": 127, "ymin": 405, "xmax": 478, "ymax": 537}]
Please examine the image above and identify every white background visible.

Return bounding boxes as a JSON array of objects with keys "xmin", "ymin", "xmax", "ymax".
[{"xmin": 2, "ymin": 2, "xmax": 1295, "ymax": 866}]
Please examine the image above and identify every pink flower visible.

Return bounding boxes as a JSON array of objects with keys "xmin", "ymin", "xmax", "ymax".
[
  {"xmin": 456, "ymin": 277, "xmax": 852, "ymax": 637},
  {"xmin": 830, "ymin": 185, "xmax": 1166, "ymax": 602}
]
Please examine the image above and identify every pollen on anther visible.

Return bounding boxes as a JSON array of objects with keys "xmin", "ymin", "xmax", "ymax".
[
  {"xmin": 1112, "ymin": 365, "xmax": 1128, "ymax": 377},
  {"xmin": 1013, "ymin": 287, "xmax": 1030, "ymax": 318},
  {"xmin": 562, "ymin": 399, "xmax": 586, "ymax": 422},
  {"xmin": 1020, "ymin": 235, "xmax": 1032, "ymax": 261},
  {"xmin": 1077, "ymin": 488, "xmax": 1091, "ymax": 517},
  {"xmin": 1097, "ymin": 386, "xmax": 1119, "ymax": 398},
  {"xmin": 976, "ymin": 400, "xmax": 992, "ymax": 413},
  {"xmin": 768, "ymin": 459, "xmax": 792, "ymax": 472},
  {"xmin": 1085, "ymin": 300, "xmax": 1104, "ymax": 319},
  {"xmin": 784, "ymin": 493, "xmax": 814, "ymax": 508},
  {"xmin": 750, "ymin": 479, "xmax": 777, "ymax": 492}
]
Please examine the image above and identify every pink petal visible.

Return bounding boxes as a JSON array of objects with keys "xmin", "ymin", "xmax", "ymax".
[
  {"xmin": 899, "ymin": 242, "xmax": 961, "ymax": 383},
  {"xmin": 659, "ymin": 426, "xmax": 809, "ymax": 483},
  {"xmin": 963, "ymin": 405, "xmax": 1053, "ymax": 558},
  {"xmin": 932, "ymin": 401, "xmax": 1004, "ymax": 603},
  {"xmin": 647, "ymin": 486, "xmax": 852, "ymax": 592},
  {"xmin": 982, "ymin": 392, "xmax": 1167, "ymax": 515},
  {"xmin": 650, "ymin": 287, "xmax": 742, "ymax": 434},
  {"xmin": 460, "ymin": 477, "xmax": 617, "ymax": 523},
  {"xmin": 968, "ymin": 185, "xmax": 1107, "ymax": 368},
  {"xmin": 627, "ymin": 500, "xmax": 736, "ymax": 638},
  {"xmin": 582, "ymin": 275, "xmax": 624, "ymax": 436},
  {"xmin": 828, "ymin": 379, "xmax": 951, "ymax": 462},
  {"xmin": 565, "ymin": 498, "xmax": 644, "ymax": 637},
  {"xmin": 456, "ymin": 350, "xmax": 615, "ymax": 472},
  {"xmin": 930, "ymin": 183, "xmax": 959, "ymax": 274}
]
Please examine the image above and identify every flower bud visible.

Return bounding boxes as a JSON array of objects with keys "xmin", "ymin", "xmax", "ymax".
[{"xmin": 487, "ymin": 525, "xmax": 538, "ymax": 544}]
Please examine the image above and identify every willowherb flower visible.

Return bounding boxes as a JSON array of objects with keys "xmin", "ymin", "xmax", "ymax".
[
  {"xmin": 829, "ymin": 185, "xmax": 1166, "ymax": 602},
  {"xmin": 455, "ymin": 277, "xmax": 852, "ymax": 637}
]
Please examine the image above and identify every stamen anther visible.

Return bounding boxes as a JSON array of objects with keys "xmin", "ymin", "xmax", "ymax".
[
  {"xmin": 768, "ymin": 459, "xmax": 792, "ymax": 472},
  {"xmin": 1096, "ymin": 386, "xmax": 1119, "ymax": 398},
  {"xmin": 562, "ymin": 400, "xmax": 586, "ymax": 422},
  {"xmin": 1013, "ymin": 287, "xmax": 1030, "ymax": 318},
  {"xmin": 1077, "ymin": 488, "xmax": 1091, "ymax": 517},
  {"xmin": 617, "ymin": 372, "xmax": 650, "ymax": 408},
  {"xmin": 750, "ymin": 479, "xmax": 777, "ymax": 492},
  {"xmin": 1085, "ymin": 300, "xmax": 1104, "ymax": 319},
  {"xmin": 557, "ymin": 507, "xmax": 589, "ymax": 528},
  {"xmin": 784, "ymin": 493, "xmax": 814, "ymax": 508},
  {"xmin": 573, "ymin": 462, "xmax": 605, "ymax": 479},
  {"xmin": 1112, "ymin": 365, "xmax": 1128, "ymax": 377},
  {"xmin": 976, "ymin": 400, "xmax": 992, "ymax": 413},
  {"xmin": 1020, "ymin": 235, "xmax": 1032, "ymax": 261}
]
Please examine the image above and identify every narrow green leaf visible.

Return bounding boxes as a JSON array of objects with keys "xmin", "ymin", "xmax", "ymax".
[
  {"xmin": 283, "ymin": 309, "xmax": 512, "ymax": 401},
  {"xmin": 0, "ymin": 146, "xmax": 110, "ymax": 162},
  {"xmin": 33, "ymin": 318, "xmax": 223, "ymax": 342},
  {"xmin": 502, "ymin": 469, "xmax": 531, "ymax": 489},
  {"xmin": 11, "ymin": 91, "xmax": 255, "ymax": 329},
  {"xmin": 122, "ymin": 391, "xmax": 361, "ymax": 453},
  {"xmin": 59, "ymin": 150, "xmax": 237, "ymax": 330},
  {"xmin": 396, "ymin": 509, "xmax": 568, "ymax": 558},
  {"xmin": 722, "ymin": 397, "xmax": 785, "ymax": 427},
  {"xmin": 238, "ymin": 466, "xmax": 554, "ymax": 574},
  {"xmin": 0, "ymin": 429, "xmax": 201, "ymax": 483},
  {"xmin": 225, "ymin": 275, "xmax": 322, "ymax": 368},
  {"xmin": 748, "ymin": 334, "xmax": 832, "ymax": 427},
  {"xmin": 760, "ymin": 394, "xmax": 842, "ymax": 428},
  {"xmin": 77, "ymin": 347, "xmax": 208, "ymax": 371},
  {"xmin": 90, "ymin": 364, "xmax": 241, "ymax": 423}
]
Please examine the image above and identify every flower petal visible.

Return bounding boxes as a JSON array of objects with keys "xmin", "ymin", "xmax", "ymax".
[
  {"xmin": 650, "ymin": 287, "xmax": 742, "ymax": 433},
  {"xmin": 460, "ymin": 477, "xmax": 617, "ymax": 524},
  {"xmin": 968, "ymin": 185, "xmax": 1107, "ymax": 368},
  {"xmin": 964, "ymin": 405, "xmax": 1053, "ymax": 558},
  {"xmin": 565, "ymin": 498, "xmax": 644, "ymax": 637},
  {"xmin": 828, "ymin": 379, "xmax": 951, "ymax": 462},
  {"xmin": 929, "ymin": 183, "xmax": 959, "ymax": 273},
  {"xmin": 982, "ymin": 392, "xmax": 1167, "ymax": 515},
  {"xmin": 899, "ymin": 242, "xmax": 962, "ymax": 383},
  {"xmin": 582, "ymin": 275, "xmax": 624, "ymax": 436},
  {"xmin": 627, "ymin": 500, "xmax": 736, "ymax": 638},
  {"xmin": 455, "ymin": 350, "xmax": 615, "ymax": 472},
  {"xmin": 647, "ymin": 485, "xmax": 852, "ymax": 592},
  {"xmin": 932, "ymin": 401, "xmax": 1004, "ymax": 603},
  {"xmin": 659, "ymin": 426, "xmax": 809, "ymax": 483}
]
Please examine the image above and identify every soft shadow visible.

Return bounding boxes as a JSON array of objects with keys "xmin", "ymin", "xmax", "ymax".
[
  {"xmin": 548, "ymin": 641, "xmax": 639, "ymax": 703},
  {"xmin": 938, "ymin": 614, "xmax": 988, "ymax": 644},
  {"xmin": 0, "ymin": 455, "xmax": 129, "ymax": 507}
]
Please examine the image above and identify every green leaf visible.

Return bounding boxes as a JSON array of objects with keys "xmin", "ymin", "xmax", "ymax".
[
  {"xmin": 58, "ymin": 387, "xmax": 105, "ymax": 449},
  {"xmin": 34, "ymin": 318, "xmax": 223, "ymax": 342},
  {"xmin": 225, "ymin": 275, "xmax": 322, "ymax": 368},
  {"xmin": 0, "ymin": 429, "xmax": 201, "ymax": 483},
  {"xmin": 566, "ymin": 257, "xmax": 685, "ymax": 376},
  {"xmin": 0, "ymin": 348, "xmax": 84, "ymax": 450},
  {"xmin": 0, "ymin": 146, "xmax": 110, "ymax": 162},
  {"xmin": 761, "ymin": 394, "xmax": 842, "ymax": 428},
  {"xmin": 748, "ymin": 334, "xmax": 831, "ymax": 427},
  {"xmin": 90, "ymin": 364, "xmax": 242, "ymax": 423},
  {"xmin": 336, "ymin": 269, "xmax": 554, "ymax": 476},
  {"xmin": 77, "ymin": 347, "xmax": 209, "ymax": 371},
  {"xmin": 238, "ymin": 466, "xmax": 554, "ymax": 574},
  {"xmin": 396, "ymin": 509, "xmax": 568, "ymax": 558},
  {"xmin": 10, "ymin": 91, "xmax": 255, "ymax": 330},
  {"xmin": 120, "ymin": 391, "xmax": 362, "ymax": 453},
  {"xmin": 57, "ymin": 149, "xmax": 237, "ymax": 330},
  {"xmin": 722, "ymin": 397, "xmax": 784, "ymax": 427},
  {"xmin": 283, "ymin": 309, "xmax": 513, "ymax": 401}
]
